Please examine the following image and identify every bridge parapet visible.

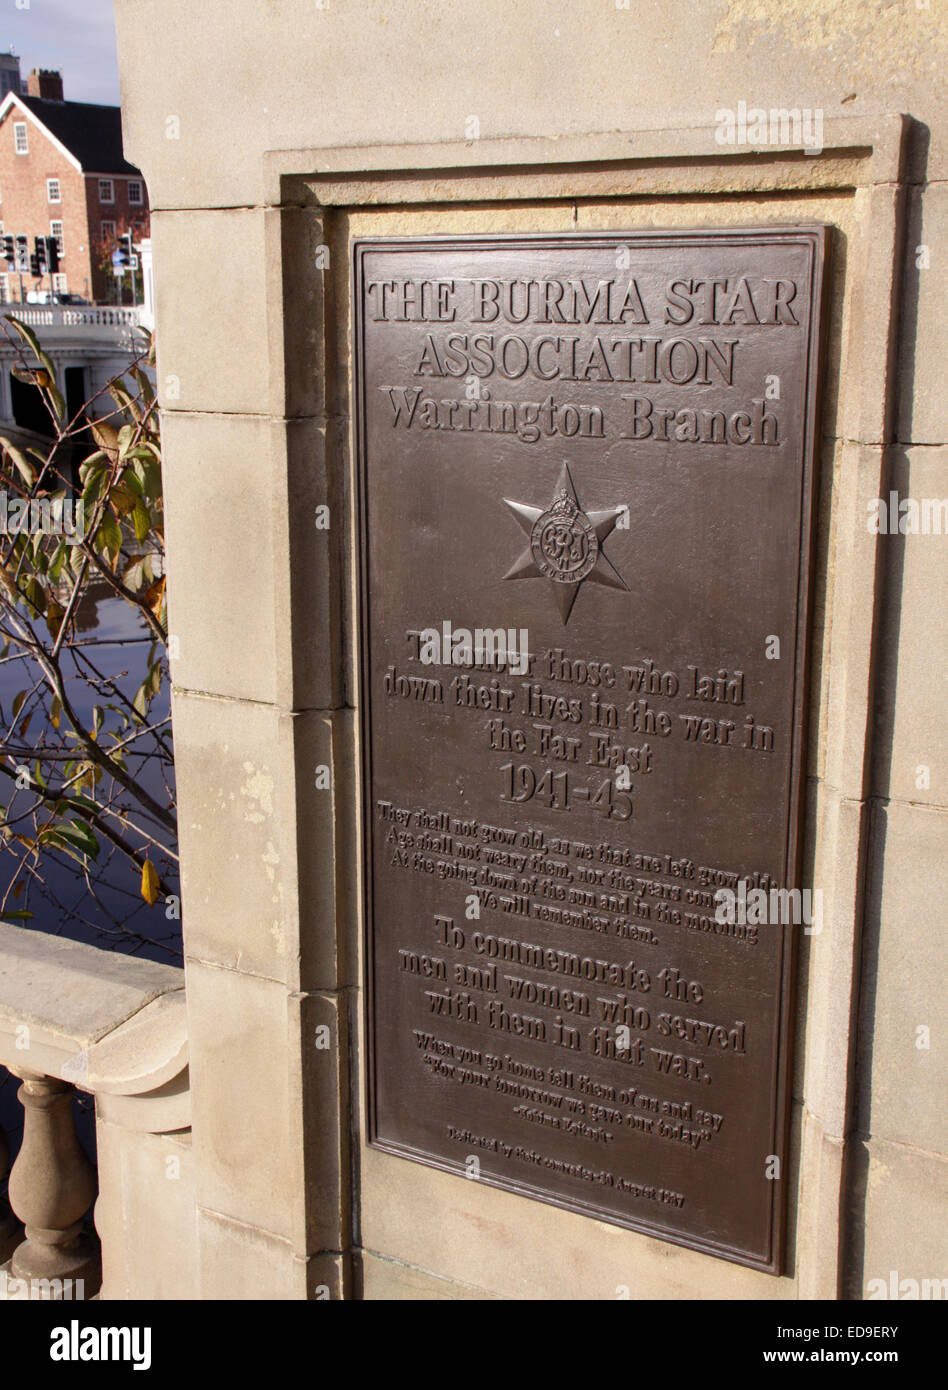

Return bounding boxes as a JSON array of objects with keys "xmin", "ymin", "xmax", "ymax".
[{"xmin": 1, "ymin": 305, "xmax": 147, "ymax": 353}]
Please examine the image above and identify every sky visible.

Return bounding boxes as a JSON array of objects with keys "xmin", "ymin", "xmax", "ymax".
[{"xmin": 3, "ymin": 0, "xmax": 120, "ymax": 106}]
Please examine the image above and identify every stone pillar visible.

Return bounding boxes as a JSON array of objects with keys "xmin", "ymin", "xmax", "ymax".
[
  {"xmin": 112, "ymin": 0, "xmax": 947, "ymax": 1302},
  {"xmin": 7, "ymin": 1072, "xmax": 100, "ymax": 1297}
]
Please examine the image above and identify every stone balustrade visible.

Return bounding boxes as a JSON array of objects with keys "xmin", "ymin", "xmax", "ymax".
[{"xmin": 0, "ymin": 925, "xmax": 187, "ymax": 1300}]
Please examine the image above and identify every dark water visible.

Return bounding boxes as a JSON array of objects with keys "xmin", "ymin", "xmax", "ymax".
[
  {"xmin": 0, "ymin": 583, "xmax": 180, "ymax": 963},
  {"xmin": 0, "ymin": 583, "xmax": 180, "ymax": 1180}
]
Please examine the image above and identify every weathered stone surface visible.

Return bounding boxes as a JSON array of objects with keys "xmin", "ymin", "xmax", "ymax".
[
  {"xmin": 172, "ymin": 693, "xmax": 352, "ymax": 989},
  {"xmin": 358, "ymin": 1143, "xmax": 795, "ymax": 1302},
  {"xmin": 361, "ymin": 1251, "xmax": 500, "ymax": 1301},
  {"xmin": 161, "ymin": 412, "xmax": 282, "ymax": 706},
  {"xmin": 95, "ymin": 1124, "xmax": 197, "ymax": 1300},
  {"xmin": 163, "ymin": 413, "xmax": 343, "ymax": 710},
  {"xmin": 0, "ymin": 924, "xmax": 182, "ymax": 1054},
  {"xmin": 855, "ymin": 800, "xmax": 948, "ymax": 1156},
  {"xmin": 870, "ymin": 447, "xmax": 948, "ymax": 809},
  {"xmin": 817, "ymin": 443, "xmax": 889, "ymax": 802},
  {"xmin": 151, "ymin": 209, "xmax": 269, "ymax": 415},
  {"xmin": 83, "ymin": 992, "xmax": 188, "ymax": 1097},
  {"xmin": 848, "ymin": 1137, "xmax": 948, "ymax": 1300},
  {"xmin": 113, "ymin": 1, "xmax": 946, "ymax": 210},
  {"xmin": 290, "ymin": 989, "xmax": 349, "ymax": 1254},
  {"xmin": 152, "ymin": 206, "xmax": 327, "ymax": 418},
  {"xmin": 195, "ymin": 1207, "xmax": 346, "ymax": 1299},
  {"xmin": 896, "ymin": 184, "xmax": 948, "ymax": 446},
  {"xmin": 185, "ymin": 960, "xmax": 298, "ymax": 1242}
]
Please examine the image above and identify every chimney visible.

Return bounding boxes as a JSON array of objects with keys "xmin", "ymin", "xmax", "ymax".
[{"xmin": 27, "ymin": 68, "xmax": 63, "ymax": 102}]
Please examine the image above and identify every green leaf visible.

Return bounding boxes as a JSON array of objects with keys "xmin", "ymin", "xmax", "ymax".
[
  {"xmin": 4, "ymin": 314, "xmax": 42, "ymax": 358},
  {"xmin": 36, "ymin": 348, "xmax": 58, "ymax": 382},
  {"xmin": 0, "ymin": 910, "xmax": 35, "ymax": 921},
  {"xmin": 95, "ymin": 510, "xmax": 123, "ymax": 565},
  {"xmin": 79, "ymin": 450, "xmax": 109, "ymax": 481},
  {"xmin": 39, "ymin": 834, "xmax": 89, "ymax": 867},
  {"xmin": 22, "ymin": 576, "xmax": 47, "ymax": 615},
  {"xmin": 109, "ymin": 482, "xmax": 138, "ymax": 517},
  {"xmin": 131, "ymin": 365, "xmax": 155, "ymax": 406},
  {"xmin": 110, "ymin": 384, "xmax": 142, "ymax": 424},
  {"xmin": 0, "ymin": 437, "xmax": 37, "ymax": 486},
  {"xmin": 81, "ymin": 462, "xmax": 110, "ymax": 508},
  {"xmin": 10, "ymin": 365, "xmax": 44, "ymax": 386},
  {"xmin": 141, "ymin": 458, "xmax": 162, "ymax": 502},
  {"xmin": 126, "ymin": 447, "xmax": 157, "ymax": 467},
  {"xmin": 48, "ymin": 539, "xmax": 67, "ymax": 583},
  {"xmin": 46, "ymin": 382, "xmax": 66, "ymax": 425},
  {"xmin": 45, "ymin": 599, "xmax": 65, "ymax": 641},
  {"xmin": 117, "ymin": 424, "xmax": 136, "ymax": 459},
  {"xmin": 131, "ymin": 498, "xmax": 151, "ymax": 543},
  {"xmin": 46, "ymin": 819, "xmax": 100, "ymax": 859},
  {"xmin": 119, "ymin": 466, "xmax": 144, "ymax": 497}
]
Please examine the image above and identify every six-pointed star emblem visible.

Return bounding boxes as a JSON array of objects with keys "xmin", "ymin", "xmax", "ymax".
[{"xmin": 502, "ymin": 463, "xmax": 629, "ymax": 623}]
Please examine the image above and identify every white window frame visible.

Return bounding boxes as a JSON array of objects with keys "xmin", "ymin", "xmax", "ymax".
[
  {"xmin": 46, "ymin": 177, "xmax": 61, "ymax": 203},
  {"xmin": 98, "ymin": 178, "xmax": 114, "ymax": 203},
  {"xmin": 127, "ymin": 179, "xmax": 143, "ymax": 205},
  {"xmin": 49, "ymin": 220, "xmax": 64, "ymax": 255},
  {"xmin": 100, "ymin": 219, "xmax": 116, "ymax": 241},
  {"xmin": 52, "ymin": 272, "xmax": 67, "ymax": 293},
  {"xmin": 13, "ymin": 122, "xmax": 27, "ymax": 155}
]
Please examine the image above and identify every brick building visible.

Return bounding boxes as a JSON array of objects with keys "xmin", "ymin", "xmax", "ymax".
[{"xmin": 0, "ymin": 66, "xmax": 149, "ymax": 304}]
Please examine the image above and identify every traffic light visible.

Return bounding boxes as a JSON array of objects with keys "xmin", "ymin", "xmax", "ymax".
[
  {"xmin": 115, "ymin": 232, "xmax": 133, "ymax": 269},
  {"xmin": 30, "ymin": 236, "xmax": 48, "ymax": 278},
  {"xmin": 0, "ymin": 235, "xmax": 14, "ymax": 268},
  {"xmin": 46, "ymin": 236, "xmax": 60, "ymax": 273}
]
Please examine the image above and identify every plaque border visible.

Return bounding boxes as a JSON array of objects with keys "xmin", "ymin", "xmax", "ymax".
[{"xmin": 353, "ymin": 226, "xmax": 829, "ymax": 1273}]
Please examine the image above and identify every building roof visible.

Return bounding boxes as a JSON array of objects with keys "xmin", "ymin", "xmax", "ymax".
[{"xmin": 17, "ymin": 94, "xmax": 141, "ymax": 175}]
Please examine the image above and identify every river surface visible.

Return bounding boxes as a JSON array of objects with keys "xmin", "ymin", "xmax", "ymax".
[
  {"xmin": 0, "ymin": 583, "xmax": 180, "ymax": 1166},
  {"xmin": 0, "ymin": 582, "xmax": 180, "ymax": 965}
]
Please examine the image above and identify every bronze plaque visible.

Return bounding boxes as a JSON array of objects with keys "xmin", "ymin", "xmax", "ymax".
[{"xmin": 354, "ymin": 228, "xmax": 826, "ymax": 1271}]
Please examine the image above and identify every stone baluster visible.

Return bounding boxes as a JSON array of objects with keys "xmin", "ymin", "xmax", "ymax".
[
  {"xmin": 0, "ymin": 1114, "xmax": 20, "ymax": 1262},
  {"xmin": 6, "ymin": 1070, "xmax": 100, "ymax": 1297}
]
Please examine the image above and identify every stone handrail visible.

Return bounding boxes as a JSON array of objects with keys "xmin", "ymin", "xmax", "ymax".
[
  {"xmin": 6, "ymin": 305, "xmax": 145, "ymax": 330},
  {"xmin": 0, "ymin": 924, "xmax": 187, "ymax": 1298},
  {"xmin": 0, "ymin": 304, "xmax": 148, "ymax": 352}
]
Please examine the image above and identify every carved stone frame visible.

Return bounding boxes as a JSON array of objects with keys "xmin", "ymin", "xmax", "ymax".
[{"xmin": 262, "ymin": 116, "xmax": 906, "ymax": 1298}]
